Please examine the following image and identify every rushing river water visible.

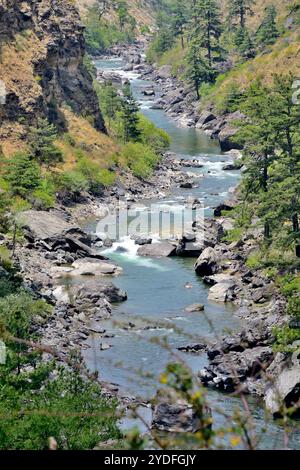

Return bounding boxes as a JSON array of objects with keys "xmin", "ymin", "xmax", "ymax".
[{"xmin": 81, "ymin": 58, "xmax": 300, "ymax": 449}]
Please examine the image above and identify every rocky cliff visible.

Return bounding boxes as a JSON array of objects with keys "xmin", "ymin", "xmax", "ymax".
[{"xmin": 0, "ymin": 0, "xmax": 105, "ymax": 152}]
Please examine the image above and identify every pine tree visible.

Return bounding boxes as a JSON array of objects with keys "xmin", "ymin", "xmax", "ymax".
[
  {"xmin": 28, "ymin": 118, "xmax": 63, "ymax": 167},
  {"xmin": 191, "ymin": 0, "xmax": 223, "ymax": 66},
  {"xmin": 237, "ymin": 74, "xmax": 300, "ymax": 256},
  {"xmin": 120, "ymin": 83, "xmax": 141, "ymax": 142},
  {"xmin": 256, "ymin": 5, "xmax": 279, "ymax": 47},
  {"xmin": 237, "ymin": 80, "xmax": 277, "ymax": 241},
  {"xmin": 269, "ymin": 74, "xmax": 300, "ymax": 257},
  {"xmin": 172, "ymin": 1, "xmax": 188, "ymax": 49},
  {"xmin": 186, "ymin": 38, "xmax": 214, "ymax": 99},
  {"xmin": 235, "ymin": 27, "xmax": 256, "ymax": 59},
  {"xmin": 4, "ymin": 153, "xmax": 41, "ymax": 198},
  {"xmin": 228, "ymin": 0, "xmax": 255, "ymax": 29}
]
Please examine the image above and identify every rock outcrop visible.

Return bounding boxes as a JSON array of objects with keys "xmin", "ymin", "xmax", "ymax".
[{"xmin": 0, "ymin": 0, "xmax": 105, "ymax": 144}]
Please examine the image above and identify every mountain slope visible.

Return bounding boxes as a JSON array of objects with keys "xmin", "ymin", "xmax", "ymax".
[
  {"xmin": 0, "ymin": 0, "xmax": 105, "ymax": 156},
  {"xmin": 76, "ymin": 0, "xmax": 156, "ymax": 29}
]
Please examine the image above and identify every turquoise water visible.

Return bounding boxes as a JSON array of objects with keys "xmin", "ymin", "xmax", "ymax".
[{"xmin": 82, "ymin": 59, "xmax": 300, "ymax": 449}]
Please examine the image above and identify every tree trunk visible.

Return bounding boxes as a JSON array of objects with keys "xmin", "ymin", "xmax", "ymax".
[
  {"xmin": 264, "ymin": 221, "xmax": 270, "ymax": 241},
  {"xmin": 240, "ymin": 7, "xmax": 245, "ymax": 28}
]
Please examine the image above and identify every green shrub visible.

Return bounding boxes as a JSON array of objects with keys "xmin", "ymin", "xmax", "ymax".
[
  {"xmin": 276, "ymin": 274, "xmax": 300, "ymax": 299},
  {"xmin": 121, "ymin": 142, "xmax": 159, "ymax": 178},
  {"xmin": 246, "ymin": 251, "xmax": 263, "ymax": 269},
  {"xmin": 273, "ymin": 325, "xmax": 300, "ymax": 353},
  {"xmin": 4, "ymin": 153, "xmax": 41, "ymax": 198},
  {"xmin": 0, "ymin": 368, "xmax": 121, "ymax": 450},
  {"xmin": 55, "ymin": 171, "xmax": 89, "ymax": 196},
  {"xmin": 287, "ymin": 297, "xmax": 300, "ymax": 319},
  {"xmin": 138, "ymin": 114, "xmax": 170, "ymax": 153},
  {"xmin": 0, "ymin": 246, "xmax": 12, "ymax": 271},
  {"xmin": 31, "ymin": 177, "xmax": 56, "ymax": 210}
]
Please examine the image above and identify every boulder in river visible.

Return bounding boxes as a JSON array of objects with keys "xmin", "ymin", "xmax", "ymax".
[
  {"xmin": 152, "ymin": 402, "xmax": 209, "ymax": 433},
  {"xmin": 71, "ymin": 258, "xmax": 122, "ymax": 276},
  {"xmin": 137, "ymin": 242, "xmax": 176, "ymax": 258},
  {"xmin": 184, "ymin": 303, "xmax": 205, "ymax": 313},
  {"xmin": 194, "ymin": 247, "xmax": 219, "ymax": 276}
]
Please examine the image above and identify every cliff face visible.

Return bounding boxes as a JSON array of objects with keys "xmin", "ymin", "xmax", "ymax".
[{"xmin": 0, "ymin": 0, "xmax": 105, "ymax": 149}]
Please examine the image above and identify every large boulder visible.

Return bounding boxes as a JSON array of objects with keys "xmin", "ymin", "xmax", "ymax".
[
  {"xmin": 18, "ymin": 210, "xmax": 72, "ymax": 241},
  {"xmin": 200, "ymin": 346, "xmax": 274, "ymax": 392},
  {"xmin": 137, "ymin": 242, "xmax": 176, "ymax": 258},
  {"xmin": 196, "ymin": 111, "xmax": 216, "ymax": 127},
  {"xmin": 265, "ymin": 348, "xmax": 300, "ymax": 417},
  {"xmin": 70, "ymin": 258, "xmax": 122, "ymax": 276},
  {"xmin": 176, "ymin": 233, "xmax": 205, "ymax": 257},
  {"xmin": 194, "ymin": 247, "xmax": 219, "ymax": 276},
  {"xmin": 208, "ymin": 281, "xmax": 236, "ymax": 303},
  {"xmin": 152, "ymin": 402, "xmax": 210, "ymax": 433},
  {"xmin": 218, "ymin": 126, "xmax": 243, "ymax": 152}
]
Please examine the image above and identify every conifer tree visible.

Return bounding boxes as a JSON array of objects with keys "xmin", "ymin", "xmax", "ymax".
[
  {"xmin": 28, "ymin": 118, "xmax": 63, "ymax": 167},
  {"xmin": 191, "ymin": 0, "xmax": 223, "ymax": 66},
  {"xmin": 228, "ymin": 0, "xmax": 255, "ymax": 28},
  {"xmin": 172, "ymin": 1, "xmax": 188, "ymax": 49},
  {"xmin": 256, "ymin": 5, "xmax": 279, "ymax": 47},
  {"xmin": 120, "ymin": 83, "xmax": 141, "ymax": 142},
  {"xmin": 235, "ymin": 27, "xmax": 256, "ymax": 59},
  {"xmin": 186, "ymin": 38, "xmax": 213, "ymax": 99}
]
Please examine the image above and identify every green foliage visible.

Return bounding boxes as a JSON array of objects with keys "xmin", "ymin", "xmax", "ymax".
[
  {"xmin": 256, "ymin": 6, "xmax": 279, "ymax": 47},
  {"xmin": 4, "ymin": 153, "xmax": 41, "ymax": 198},
  {"xmin": 55, "ymin": 170, "xmax": 90, "ymax": 197},
  {"xmin": 83, "ymin": 54, "xmax": 97, "ymax": 78},
  {"xmin": 0, "ymin": 367, "xmax": 120, "ymax": 450},
  {"xmin": 235, "ymin": 74, "xmax": 300, "ymax": 258},
  {"xmin": 287, "ymin": 296, "xmax": 300, "ymax": 319},
  {"xmin": 76, "ymin": 156, "xmax": 115, "ymax": 193},
  {"xmin": 276, "ymin": 274, "xmax": 300, "ymax": 299},
  {"xmin": 0, "ymin": 291, "xmax": 51, "ymax": 340},
  {"xmin": 84, "ymin": 5, "xmax": 136, "ymax": 54},
  {"xmin": 94, "ymin": 80, "xmax": 122, "ymax": 126},
  {"xmin": 147, "ymin": 31, "xmax": 175, "ymax": 63},
  {"xmin": 273, "ymin": 325, "xmax": 300, "ymax": 353},
  {"xmin": 30, "ymin": 177, "xmax": 56, "ymax": 210},
  {"xmin": 0, "ymin": 193, "xmax": 10, "ymax": 233},
  {"xmin": 121, "ymin": 142, "xmax": 159, "ymax": 178},
  {"xmin": 137, "ymin": 114, "xmax": 170, "ymax": 153},
  {"xmin": 0, "ymin": 246, "xmax": 13, "ymax": 271},
  {"xmin": 246, "ymin": 251, "xmax": 263, "ymax": 269},
  {"xmin": 28, "ymin": 118, "xmax": 63, "ymax": 167},
  {"xmin": 234, "ymin": 27, "xmax": 256, "ymax": 59},
  {"xmin": 228, "ymin": 0, "xmax": 255, "ymax": 29},
  {"xmin": 120, "ymin": 83, "xmax": 141, "ymax": 142},
  {"xmin": 218, "ymin": 81, "xmax": 244, "ymax": 113}
]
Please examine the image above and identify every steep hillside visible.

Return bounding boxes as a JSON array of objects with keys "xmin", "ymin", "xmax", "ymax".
[
  {"xmin": 0, "ymin": 0, "xmax": 106, "ymax": 156},
  {"xmin": 76, "ymin": 0, "xmax": 156, "ymax": 29},
  {"xmin": 146, "ymin": 0, "xmax": 300, "ymax": 113}
]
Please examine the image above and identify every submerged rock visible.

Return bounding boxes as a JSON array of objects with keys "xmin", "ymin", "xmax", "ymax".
[{"xmin": 184, "ymin": 303, "xmax": 205, "ymax": 313}]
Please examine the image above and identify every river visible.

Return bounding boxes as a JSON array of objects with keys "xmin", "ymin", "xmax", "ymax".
[{"xmin": 82, "ymin": 58, "xmax": 300, "ymax": 449}]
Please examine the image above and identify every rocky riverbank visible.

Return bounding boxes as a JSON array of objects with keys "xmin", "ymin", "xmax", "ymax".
[
  {"xmin": 8, "ymin": 43, "xmax": 298, "ymax": 420},
  {"xmin": 106, "ymin": 41, "xmax": 244, "ymax": 152},
  {"xmin": 113, "ymin": 44, "xmax": 300, "ymax": 417}
]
